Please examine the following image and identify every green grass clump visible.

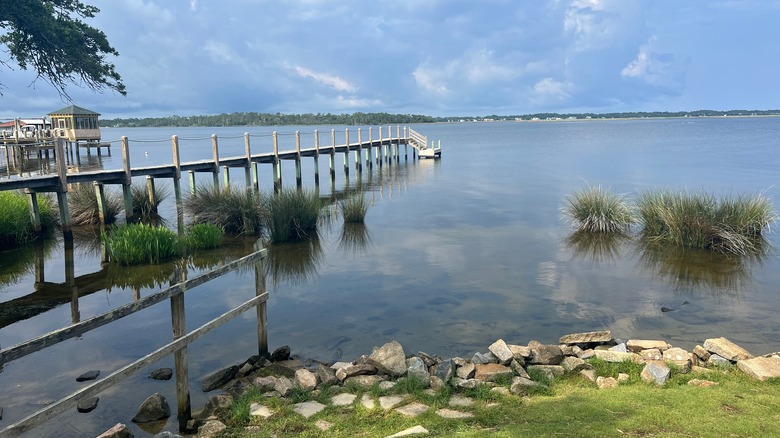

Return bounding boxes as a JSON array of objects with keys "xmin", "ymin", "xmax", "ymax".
[
  {"xmin": 131, "ymin": 181, "xmax": 170, "ymax": 222},
  {"xmin": 0, "ymin": 191, "xmax": 57, "ymax": 247},
  {"xmin": 262, "ymin": 189, "xmax": 321, "ymax": 243},
  {"xmin": 563, "ymin": 185, "xmax": 634, "ymax": 233},
  {"xmin": 185, "ymin": 184, "xmax": 265, "ymax": 235},
  {"xmin": 636, "ymin": 190, "xmax": 777, "ymax": 255},
  {"xmin": 103, "ymin": 223, "xmax": 181, "ymax": 265},
  {"xmin": 339, "ymin": 194, "xmax": 369, "ymax": 223},
  {"xmin": 68, "ymin": 183, "xmax": 122, "ymax": 225},
  {"xmin": 183, "ymin": 223, "xmax": 224, "ymax": 251}
]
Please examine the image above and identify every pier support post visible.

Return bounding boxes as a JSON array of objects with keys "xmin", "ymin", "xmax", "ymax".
[
  {"xmin": 273, "ymin": 131, "xmax": 282, "ymax": 192},
  {"xmin": 146, "ymin": 176, "xmax": 157, "ymax": 208},
  {"xmin": 189, "ymin": 171, "xmax": 196, "ymax": 196},
  {"xmin": 295, "ymin": 131, "xmax": 302, "ymax": 188},
  {"xmin": 343, "ymin": 129, "xmax": 350, "ymax": 176},
  {"xmin": 329, "ymin": 129, "xmax": 336, "ymax": 180},
  {"xmin": 211, "ymin": 134, "xmax": 220, "ymax": 189},
  {"xmin": 55, "ymin": 138, "xmax": 72, "ymax": 238},
  {"xmin": 25, "ymin": 189, "xmax": 42, "ymax": 233},
  {"xmin": 252, "ymin": 162, "xmax": 260, "ymax": 192},
  {"xmin": 170, "ymin": 265, "xmax": 191, "ymax": 431},
  {"xmin": 172, "ymin": 135, "xmax": 184, "ymax": 232},
  {"xmin": 313, "ymin": 130, "xmax": 320, "ymax": 186},
  {"xmin": 121, "ymin": 136, "xmax": 133, "ymax": 223},
  {"xmin": 244, "ymin": 132, "xmax": 253, "ymax": 190},
  {"xmin": 223, "ymin": 166, "xmax": 231, "ymax": 189},
  {"xmin": 94, "ymin": 182, "xmax": 108, "ymax": 225},
  {"xmin": 368, "ymin": 127, "xmax": 374, "ymax": 169},
  {"xmin": 355, "ymin": 128, "xmax": 362, "ymax": 173},
  {"xmin": 255, "ymin": 241, "xmax": 268, "ymax": 357}
]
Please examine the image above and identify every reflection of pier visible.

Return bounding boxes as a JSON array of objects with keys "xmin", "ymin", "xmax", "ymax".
[{"xmin": 0, "ymin": 246, "xmax": 268, "ymax": 436}]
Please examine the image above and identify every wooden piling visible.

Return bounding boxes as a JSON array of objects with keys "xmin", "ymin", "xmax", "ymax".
[
  {"xmin": 146, "ymin": 176, "xmax": 157, "ymax": 208},
  {"xmin": 93, "ymin": 182, "xmax": 108, "ymax": 225},
  {"xmin": 356, "ymin": 128, "xmax": 362, "ymax": 173},
  {"xmin": 254, "ymin": 241, "xmax": 268, "ymax": 357},
  {"xmin": 25, "ymin": 189, "xmax": 41, "ymax": 233},
  {"xmin": 121, "ymin": 136, "xmax": 133, "ymax": 222},
  {"xmin": 313, "ymin": 130, "xmax": 320, "ymax": 185},
  {"xmin": 273, "ymin": 131, "xmax": 281, "ymax": 191},
  {"xmin": 244, "ymin": 133, "xmax": 252, "ymax": 189},
  {"xmin": 211, "ymin": 134, "xmax": 220, "ymax": 188},
  {"xmin": 295, "ymin": 131, "xmax": 302, "ymax": 188},
  {"xmin": 56, "ymin": 138, "xmax": 72, "ymax": 237},
  {"xmin": 188, "ymin": 171, "xmax": 196, "ymax": 196},
  {"xmin": 170, "ymin": 265, "xmax": 191, "ymax": 431},
  {"xmin": 343, "ymin": 128, "xmax": 350, "ymax": 175},
  {"xmin": 368, "ymin": 127, "xmax": 374, "ymax": 168},
  {"xmin": 171, "ymin": 135, "xmax": 184, "ymax": 232},
  {"xmin": 329, "ymin": 129, "xmax": 336, "ymax": 180}
]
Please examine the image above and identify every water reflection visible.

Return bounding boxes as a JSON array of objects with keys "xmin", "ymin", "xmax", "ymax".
[
  {"xmin": 565, "ymin": 231, "xmax": 629, "ymax": 264},
  {"xmin": 265, "ymin": 236, "xmax": 323, "ymax": 287},
  {"xmin": 635, "ymin": 238, "xmax": 768, "ymax": 295},
  {"xmin": 338, "ymin": 223, "xmax": 373, "ymax": 255},
  {"xmin": 0, "ymin": 238, "xmax": 57, "ymax": 291}
]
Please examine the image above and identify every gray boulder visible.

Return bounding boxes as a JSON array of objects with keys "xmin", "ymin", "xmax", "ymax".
[
  {"xmin": 368, "ymin": 341, "xmax": 407, "ymax": 377},
  {"xmin": 132, "ymin": 393, "xmax": 170, "ymax": 423}
]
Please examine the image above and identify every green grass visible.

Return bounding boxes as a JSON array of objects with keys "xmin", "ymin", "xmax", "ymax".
[
  {"xmin": 131, "ymin": 181, "xmax": 170, "ymax": 222},
  {"xmin": 102, "ymin": 223, "xmax": 181, "ymax": 265},
  {"xmin": 219, "ymin": 368, "xmax": 780, "ymax": 437},
  {"xmin": 185, "ymin": 184, "xmax": 265, "ymax": 235},
  {"xmin": 339, "ymin": 194, "xmax": 369, "ymax": 223},
  {"xmin": 68, "ymin": 183, "xmax": 122, "ymax": 225},
  {"xmin": 563, "ymin": 184, "xmax": 635, "ymax": 233},
  {"xmin": 636, "ymin": 190, "xmax": 777, "ymax": 255},
  {"xmin": 0, "ymin": 191, "xmax": 57, "ymax": 247},
  {"xmin": 183, "ymin": 223, "xmax": 224, "ymax": 251},
  {"xmin": 262, "ymin": 189, "xmax": 322, "ymax": 243}
]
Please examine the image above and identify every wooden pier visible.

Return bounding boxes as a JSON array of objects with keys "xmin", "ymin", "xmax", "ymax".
[{"xmin": 0, "ymin": 126, "xmax": 440, "ymax": 238}]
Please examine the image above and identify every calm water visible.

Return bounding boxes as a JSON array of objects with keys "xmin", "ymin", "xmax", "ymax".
[{"xmin": 2, "ymin": 117, "xmax": 780, "ymax": 436}]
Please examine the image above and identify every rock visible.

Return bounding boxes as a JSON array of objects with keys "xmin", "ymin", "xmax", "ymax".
[
  {"xmin": 406, "ymin": 357, "xmax": 431, "ymax": 384},
  {"xmin": 275, "ymin": 359, "xmax": 304, "ymax": 371},
  {"xmin": 431, "ymin": 359, "xmax": 454, "ymax": 383},
  {"xmin": 596, "ymin": 376, "xmax": 618, "ymax": 389},
  {"xmin": 76, "ymin": 370, "xmax": 100, "ymax": 382},
  {"xmin": 196, "ymin": 419, "xmax": 226, "ymax": 438},
  {"xmin": 249, "ymin": 402, "xmax": 274, "ymax": 419},
  {"xmin": 344, "ymin": 375, "xmax": 385, "ymax": 387},
  {"xmin": 252, "ymin": 376, "xmax": 277, "ymax": 392},
  {"xmin": 707, "ymin": 353, "xmax": 732, "ymax": 367},
  {"xmin": 559, "ymin": 331, "xmax": 613, "ymax": 345},
  {"xmin": 508, "ymin": 344, "xmax": 532, "ymax": 360},
  {"xmin": 691, "ymin": 365, "xmax": 714, "ymax": 374},
  {"xmin": 379, "ymin": 381, "xmax": 397, "ymax": 390},
  {"xmin": 97, "ymin": 423, "xmax": 134, "ymax": 438},
  {"xmin": 455, "ymin": 362, "xmax": 475, "ymax": 379},
  {"xmin": 737, "ymin": 357, "xmax": 780, "ymax": 381},
  {"xmin": 418, "ymin": 352, "xmax": 437, "ymax": 368},
  {"xmin": 436, "ymin": 408, "xmax": 474, "ymax": 419},
  {"xmin": 379, "ymin": 395, "xmax": 405, "ymax": 410},
  {"xmin": 471, "ymin": 352, "xmax": 498, "ymax": 365},
  {"xmin": 580, "ymin": 369, "xmax": 596, "ymax": 382},
  {"xmin": 331, "ymin": 361, "xmax": 353, "ymax": 371},
  {"xmin": 270, "ymin": 345, "xmax": 291, "ymax": 362},
  {"xmin": 395, "ymin": 403, "xmax": 430, "ymax": 417},
  {"xmin": 561, "ymin": 356, "xmax": 590, "ymax": 372},
  {"xmin": 639, "ymin": 349, "xmax": 663, "ymax": 361},
  {"xmin": 154, "ymin": 432, "xmax": 183, "ymax": 438},
  {"xmin": 474, "ymin": 363, "xmax": 513, "ymax": 382},
  {"xmin": 361, "ymin": 394, "xmax": 376, "ymax": 409},
  {"xmin": 509, "ymin": 359, "xmax": 531, "ymax": 379},
  {"xmin": 132, "ymin": 393, "xmax": 170, "ymax": 423},
  {"xmin": 491, "ymin": 386, "xmax": 511, "ymax": 396},
  {"xmin": 488, "ymin": 339, "xmax": 514, "ymax": 364},
  {"xmin": 509, "ymin": 376, "xmax": 541, "ymax": 395},
  {"xmin": 591, "ymin": 350, "xmax": 642, "ymax": 363},
  {"xmin": 703, "ymin": 337, "xmax": 752, "ymax": 362},
  {"xmin": 641, "ymin": 361, "xmax": 670, "ymax": 386},
  {"xmin": 429, "ymin": 376, "xmax": 445, "ymax": 391},
  {"xmin": 688, "ymin": 379, "xmax": 719, "ymax": 387},
  {"xmin": 315, "ymin": 420, "xmax": 333, "ymax": 431},
  {"xmin": 293, "ymin": 401, "xmax": 325, "ymax": 418},
  {"xmin": 331, "ymin": 393, "xmax": 357, "ymax": 406},
  {"xmin": 617, "ymin": 373, "xmax": 630, "ymax": 383},
  {"xmin": 368, "ymin": 341, "xmax": 407, "ymax": 377},
  {"xmin": 316, "ymin": 363, "xmax": 339, "ymax": 386},
  {"xmin": 527, "ymin": 365, "xmax": 564, "ymax": 380},
  {"xmin": 449, "ymin": 395, "xmax": 474, "ymax": 407},
  {"xmin": 386, "ymin": 425, "xmax": 430, "ymax": 437},
  {"xmin": 528, "ymin": 344, "xmax": 563, "ymax": 365},
  {"xmin": 609, "ymin": 343, "xmax": 628, "ymax": 353},
  {"xmin": 77, "ymin": 396, "xmax": 99, "ymax": 413},
  {"xmin": 663, "ymin": 347, "xmax": 692, "ymax": 373},
  {"xmin": 693, "ymin": 345, "xmax": 711, "ymax": 362},
  {"xmin": 294, "ymin": 369, "xmax": 318, "ymax": 390},
  {"xmin": 274, "ymin": 377, "xmax": 294, "ymax": 397},
  {"xmin": 238, "ymin": 362, "xmax": 254, "ymax": 377},
  {"xmin": 201, "ymin": 365, "xmax": 239, "ymax": 392},
  {"xmin": 149, "ymin": 368, "xmax": 173, "ymax": 380},
  {"xmin": 336, "ymin": 363, "xmax": 377, "ymax": 381},
  {"xmin": 626, "ymin": 339, "xmax": 670, "ymax": 353}
]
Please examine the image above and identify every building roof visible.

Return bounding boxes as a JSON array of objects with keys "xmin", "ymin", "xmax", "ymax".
[{"xmin": 48, "ymin": 105, "xmax": 101, "ymax": 116}]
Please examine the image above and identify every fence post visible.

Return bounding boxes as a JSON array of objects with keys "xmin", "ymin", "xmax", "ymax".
[
  {"xmin": 172, "ymin": 135, "xmax": 184, "ymax": 232},
  {"xmin": 344, "ymin": 128, "xmax": 350, "ymax": 175},
  {"xmin": 120, "ymin": 136, "xmax": 133, "ymax": 222},
  {"xmin": 211, "ymin": 134, "xmax": 220, "ymax": 188},
  {"xmin": 313, "ymin": 129, "xmax": 320, "ymax": 185},
  {"xmin": 244, "ymin": 132, "xmax": 253, "ymax": 190},
  {"xmin": 295, "ymin": 131, "xmax": 302, "ymax": 188},
  {"xmin": 273, "ymin": 131, "xmax": 281, "ymax": 191},
  {"xmin": 329, "ymin": 129, "xmax": 336, "ymax": 180}
]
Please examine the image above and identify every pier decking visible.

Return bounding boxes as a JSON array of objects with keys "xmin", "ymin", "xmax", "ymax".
[{"xmin": 0, "ymin": 126, "xmax": 440, "ymax": 237}]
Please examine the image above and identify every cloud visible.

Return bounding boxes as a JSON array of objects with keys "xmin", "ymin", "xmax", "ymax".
[
  {"xmin": 293, "ymin": 66, "xmax": 356, "ymax": 93},
  {"xmin": 532, "ymin": 78, "xmax": 573, "ymax": 104},
  {"xmin": 621, "ymin": 39, "xmax": 688, "ymax": 91}
]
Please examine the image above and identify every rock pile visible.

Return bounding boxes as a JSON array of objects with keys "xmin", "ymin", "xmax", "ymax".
[{"xmin": 98, "ymin": 332, "xmax": 780, "ymax": 438}]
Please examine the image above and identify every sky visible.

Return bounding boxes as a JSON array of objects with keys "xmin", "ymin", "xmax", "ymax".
[{"xmin": 2, "ymin": 0, "xmax": 779, "ymax": 119}]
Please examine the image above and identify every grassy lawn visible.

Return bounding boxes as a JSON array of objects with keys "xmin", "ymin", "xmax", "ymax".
[{"xmin": 219, "ymin": 366, "xmax": 780, "ymax": 437}]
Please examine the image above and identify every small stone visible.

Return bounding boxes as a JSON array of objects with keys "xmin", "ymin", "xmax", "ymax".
[
  {"xmin": 456, "ymin": 362, "xmax": 475, "ymax": 379},
  {"xmin": 386, "ymin": 425, "xmax": 430, "ymax": 437},
  {"xmin": 449, "ymin": 395, "xmax": 474, "ymax": 407},
  {"xmin": 431, "ymin": 359, "xmax": 454, "ymax": 383},
  {"xmin": 76, "ymin": 370, "xmax": 100, "ymax": 382},
  {"xmin": 132, "ymin": 393, "xmax": 170, "ymax": 423},
  {"xmin": 436, "ymin": 408, "xmax": 474, "ymax": 419},
  {"xmin": 663, "ymin": 347, "xmax": 692, "ymax": 373},
  {"xmin": 294, "ymin": 368, "xmax": 318, "ymax": 390},
  {"xmin": 293, "ymin": 401, "xmax": 325, "ymax": 418},
  {"xmin": 609, "ymin": 343, "xmax": 627, "ymax": 353},
  {"xmin": 270, "ymin": 345, "xmax": 291, "ymax": 362},
  {"xmin": 693, "ymin": 345, "xmax": 711, "ymax": 362},
  {"xmin": 198, "ymin": 419, "xmax": 227, "ymax": 436},
  {"xmin": 344, "ymin": 375, "xmax": 385, "ymax": 387},
  {"xmin": 252, "ymin": 376, "xmax": 277, "ymax": 392},
  {"xmin": 617, "ymin": 373, "xmax": 630, "ymax": 383},
  {"xmin": 406, "ymin": 357, "xmax": 430, "ymax": 383},
  {"xmin": 737, "ymin": 356, "xmax": 780, "ymax": 381},
  {"xmin": 528, "ymin": 344, "xmax": 564, "ymax": 365},
  {"xmin": 379, "ymin": 381, "xmax": 396, "ymax": 391},
  {"xmin": 360, "ymin": 394, "xmax": 376, "ymax": 409},
  {"xmin": 249, "ymin": 403, "xmax": 274, "ymax": 419},
  {"xmin": 509, "ymin": 376, "xmax": 541, "ymax": 395},
  {"xmin": 316, "ymin": 364, "xmax": 339, "ymax": 386},
  {"xmin": 639, "ymin": 349, "xmax": 663, "ymax": 361},
  {"xmin": 703, "ymin": 337, "xmax": 752, "ymax": 362},
  {"xmin": 202, "ymin": 365, "xmax": 239, "ymax": 392},
  {"xmin": 641, "ymin": 361, "xmax": 671, "ymax": 386},
  {"xmin": 707, "ymin": 354, "xmax": 733, "ymax": 367},
  {"xmin": 580, "ymin": 369, "xmax": 597, "ymax": 382},
  {"xmin": 315, "ymin": 420, "xmax": 333, "ymax": 431},
  {"xmin": 474, "ymin": 363, "xmax": 513, "ymax": 382},
  {"xmin": 96, "ymin": 423, "xmax": 133, "ymax": 438},
  {"xmin": 527, "ymin": 365, "xmax": 564, "ymax": 380},
  {"xmin": 149, "ymin": 368, "xmax": 173, "ymax": 380},
  {"xmin": 491, "ymin": 386, "xmax": 511, "ymax": 396},
  {"xmin": 368, "ymin": 341, "xmax": 407, "ymax": 377},
  {"xmin": 591, "ymin": 350, "xmax": 642, "ymax": 363},
  {"xmin": 488, "ymin": 339, "xmax": 515, "ymax": 364},
  {"xmin": 336, "ymin": 363, "xmax": 377, "ymax": 381},
  {"xmin": 561, "ymin": 356, "xmax": 590, "ymax": 372},
  {"xmin": 395, "ymin": 403, "xmax": 430, "ymax": 418},
  {"xmin": 596, "ymin": 376, "xmax": 618, "ymax": 389},
  {"xmin": 508, "ymin": 344, "xmax": 532, "ymax": 360},
  {"xmin": 626, "ymin": 340, "xmax": 670, "ymax": 353},
  {"xmin": 471, "ymin": 352, "xmax": 498, "ymax": 365},
  {"xmin": 510, "ymin": 359, "xmax": 531, "ymax": 379},
  {"xmin": 379, "ymin": 395, "xmax": 405, "ymax": 410},
  {"xmin": 274, "ymin": 377, "xmax": 294, "ymax": 397},
  {"xmin": 331, "ymin": 393, "xmax": 357, "ymax": 406},
  {"xmin": 559, "ymin": 331, "xmax": 613, "ymax": 345},
  {"xmin": 77, "ymin": 396, "xmax": 99, "ymax": 413},
  {"xmin": 688, "ymin": 379, "xmax": 719, "ymax": 387}
]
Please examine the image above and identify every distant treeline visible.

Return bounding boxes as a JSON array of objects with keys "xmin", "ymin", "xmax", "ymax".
[{"xmin": 101, "ymin": 109, "xmax": 780, "ymax": 127}]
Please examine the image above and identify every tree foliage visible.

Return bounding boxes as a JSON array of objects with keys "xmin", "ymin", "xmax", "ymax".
[{"xmin": 0, "ymin": 0, "xmax": 125, "ymax": 98}]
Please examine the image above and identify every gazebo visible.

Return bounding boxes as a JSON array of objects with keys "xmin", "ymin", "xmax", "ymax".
[{"xmin": 48, "ymin": 105, "xmax": 101, "ymax": 143}]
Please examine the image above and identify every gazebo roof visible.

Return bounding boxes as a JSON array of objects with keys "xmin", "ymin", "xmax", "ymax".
[{"xmin": 48, "ymin": 105, "xmax": 101, "ymax": 116}]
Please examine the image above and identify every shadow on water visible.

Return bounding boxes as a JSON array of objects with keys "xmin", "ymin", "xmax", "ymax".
[
  {"xmin": 635, "ymin": 237, "xmax": 769, "ymax": 296},
  {"xmin": 265, "ymin": 235, "xmax": 324, "ymax": 288},
  {"xmin": 565, "ymin": 230, "xmax": 630, "ymax": 265},
  {"xmin": 0, "ymin": 237, "xmax": 58, "ymax": 292}
]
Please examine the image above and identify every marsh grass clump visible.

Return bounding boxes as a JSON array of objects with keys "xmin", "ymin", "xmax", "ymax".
[
  {"xmin": 183, "ymin": 223, "xmax": 224, "ymax": 251},
  {"xmin": 68, "ymin": 183, "xmax": 122, "ymax": 225},
  {"xmin": 262, "ymin": 189, "xmax": 321, "ymax": 243},
  {"xmin": 103, "ymin": 223, "xmax": 181, "ymax": 265},
  {"xmin": 563, "ymin": 185, "xmax": 634, "ymax": 233},
  {"xmin": 0, "ymin": 191, "xmax": 57, "ymax": 247},
  {"xmin": 636, "ymin": 190, "xmax": 777, "ymax": 255},
  {"xmin": 185, "ymin": 184, "xmax": 265, "ymax": 235},
  {"xmin": 339, "ymin": 194, "xmax": 369, "ymax": 223},
  {"xmin": 131, "ymin": 181, "xmax": 170, "ymax": 222}
]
